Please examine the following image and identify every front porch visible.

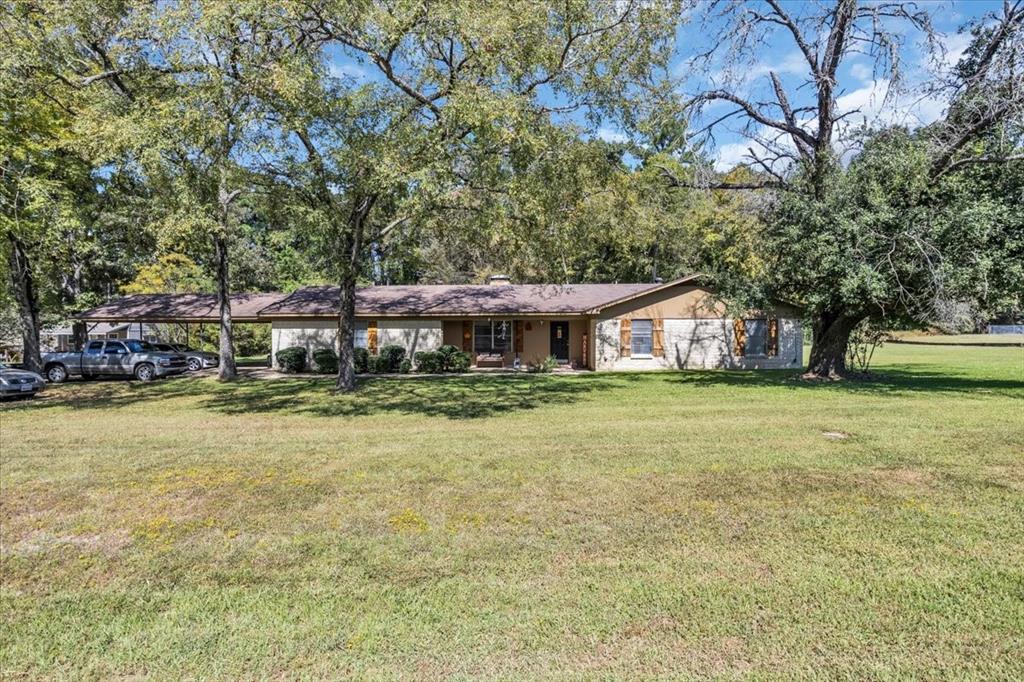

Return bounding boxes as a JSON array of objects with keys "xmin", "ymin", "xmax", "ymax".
[{"xmin": 440, "ymin": 317, "xmax": 594, "ymax": 370}]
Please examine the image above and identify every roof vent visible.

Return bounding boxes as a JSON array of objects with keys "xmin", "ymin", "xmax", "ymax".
[{"xmin": 487, "ymin": 274, "xmax": 512, "ymax": 286}]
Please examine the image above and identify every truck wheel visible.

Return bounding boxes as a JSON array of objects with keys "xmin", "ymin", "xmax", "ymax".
[
  {"xmin": 45, "ymin": 363, "xmax": 68, "ymax": 384},
  {"xmin": 187, "ymin": 358, "xmax": 202, "ymax": 372},
  {"xmin": 134, "ymin": 363, "xmax": 155, "ymax": 382}
]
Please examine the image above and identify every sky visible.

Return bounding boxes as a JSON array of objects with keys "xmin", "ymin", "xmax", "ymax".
[
  {"xmin": 667, "ymin": 0, "xmax": 1006, "ymax": 170},
  {"xmin": 325, "ymin": 1, "xmax": 1008, "ymax": 172}
]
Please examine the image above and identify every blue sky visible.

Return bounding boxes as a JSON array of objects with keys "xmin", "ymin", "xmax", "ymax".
[
  {"xmin": 325, "ymin": 1, "xmax": 1006, "ymax": 170},
  {"xmin": 668, "ymin": 0, "xmax": 1007, "ymax": 169}
]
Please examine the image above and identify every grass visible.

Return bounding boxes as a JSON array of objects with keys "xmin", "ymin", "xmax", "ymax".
[
  {"xmin": 1, "ymin": 344, "xmax": 1022, "ymax": 679},
  {"xmin": 890, "ymin": 331, "xmax": 1024, "ymax": 346}
]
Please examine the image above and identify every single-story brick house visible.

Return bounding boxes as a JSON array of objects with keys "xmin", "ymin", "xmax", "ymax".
[{"xmin": 76, "ymin": 275, "xmax": 802, "ymax": 371}]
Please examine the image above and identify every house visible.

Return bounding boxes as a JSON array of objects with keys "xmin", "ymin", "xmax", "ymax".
[
  {"xmin": 74, "ymin": 275, "xmax": 803, "ymax": 371},
  {"xmin": 43, "ymin": 322, "xmax": 163, "ymax": 351}
]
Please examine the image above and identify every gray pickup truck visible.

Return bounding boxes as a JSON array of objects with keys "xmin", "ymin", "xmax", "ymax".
[{"xmin": 42, "ymin": 339, "xmax": 188, "ymax": 383}]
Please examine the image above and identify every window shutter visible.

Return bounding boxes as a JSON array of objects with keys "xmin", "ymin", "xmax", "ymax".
[
  {"xmin": 368, "ymin": 320, "xmax": 378, "ymax": 354},
  {"xmin": 652, "ymin": 319, "xmax": 664, "ymax": 357},
  {"xmin": 515, "ymin": 320, "xmax": 524, "ymax": 353},
  {"xmin": 462, "ymin": 320, "xmax": 472, "ymax": 352},
  {"xmin": 767, "ymin": 318, "xmax": 778, "ymax": 357},
  {"xmin": 620, "ymin": 319, "xmax": 631, "ymax": 357},
  {"xmin": 732, "ymin": 319, "xmax": 746, "ymax": 356}
]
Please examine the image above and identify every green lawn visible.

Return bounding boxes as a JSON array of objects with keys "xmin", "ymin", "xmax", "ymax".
[{"xmin": 2, "ymin": 345, "xmax": 1022, "ymax": 679}]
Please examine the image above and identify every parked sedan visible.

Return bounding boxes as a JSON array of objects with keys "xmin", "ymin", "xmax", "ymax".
[
  {"xmin": 0, "ymin": 363, "xmax": 46, "ymax": 399},
  {"xmin": 152, "ymin": 343, "xmax": 219, "ymax": 372}
]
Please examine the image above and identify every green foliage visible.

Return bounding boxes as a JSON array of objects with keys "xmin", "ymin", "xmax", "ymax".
[
  {"xmin": 274, "ymin": 346, "xmax": 306, "ymax": 373},
  {"xmin": 414, "ymin": 351, "xmax": 442, "ymax": 374},
  {"xmin": 312, "ymin": 348, "xmax": 338, "ymax": 374},
  {"xmin": 416, "ymin": 346, "xmax": 471, "ymax": 373},
  {"xmin": 353, "ymin": 347, "xmax": 370, "ymax": 374},
  {"xmin": 448, "ymin": 352, "xmax": 471, "ymax": 373},
  {"xmin": 377, "ymin": 345, "xmax": 406, "ymax": 374},
  {"xmin": 765, "ymin": 128, "xmax": 1024, "ymax": 329},
  {"xmin": 398, "ymin": 358, "xmax": 412, "ymax": 374}
]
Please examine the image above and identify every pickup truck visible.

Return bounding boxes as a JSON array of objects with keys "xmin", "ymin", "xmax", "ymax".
[{"xmin": 42, "ymin": 339, "xmax": 188, "ymax": 383}]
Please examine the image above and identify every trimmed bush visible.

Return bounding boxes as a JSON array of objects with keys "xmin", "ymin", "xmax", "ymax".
[
  {"xmin": 275, "ymin": 346, "xmax": 307, "ymax": 373},
  {"xmin": 414, "ymin": 351, "xmax": 442, "ymax": 373},
  {"xmin": 378, "ymin": 344, "xmax": 406, "ymax": 373},
  {"xmin": 353, "ymin": 347, "xmax": 369, "ymax": 373},
  {"xmin": 311, "ymin": 348, "xmax": 338, "ymax": 374},
  {"xmin": 448, "ymin": 351, "xmax": 471, "ymax": 373},
  {"xmin": 399, "ymin": 358, "xmax": 412, "ymax": 374}
]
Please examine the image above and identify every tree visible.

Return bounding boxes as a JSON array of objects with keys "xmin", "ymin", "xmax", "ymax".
[
  {"xmin": 257, "ymin": 0, "xmax": 679, "ymax": 391},
  {"xmin": 671, "ymin": 0, "xmax": 1024, "ymax": 378}
]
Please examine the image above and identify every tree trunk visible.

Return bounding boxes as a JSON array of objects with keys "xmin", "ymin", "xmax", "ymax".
[
  {"xmin": 214, "ymin": 235, "xmax": 237, "ymax": 380},
  {"xmin": 7, "ymin": 236, "xmax": 42, "ymax": 373},
  {"xmin": 804, "ymin": 309, "xmax": 863, "ymax": 379},
  {"xmin": 335, "ymin": 268, "xmax": 358, "ymax": 391},
  {"xmin": 334, "ymin": 194, "xmax": 375, "ymax": 392}
]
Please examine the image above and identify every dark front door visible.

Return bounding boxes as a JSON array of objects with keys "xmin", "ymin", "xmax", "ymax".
[{"xmin": 550, "ymin": 321, "xmax": 570, "ymax": 362}]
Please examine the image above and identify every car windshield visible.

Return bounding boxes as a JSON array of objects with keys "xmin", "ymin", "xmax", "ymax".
[{"xmin": 124, "ymin": 340, "xmax": 154, "ymax": 352}]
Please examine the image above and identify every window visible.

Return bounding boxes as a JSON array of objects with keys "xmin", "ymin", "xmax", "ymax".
[
  {"xmin": 744, "ymin": 319, "xmax": 767, "ymax": 356},
  {"xmin": 86, "ymin": 341, "xmax": 104, "ymax": 355},
  {"xmin": 353, "ymin": 321, "xmax": 369, "ymax": 349},
  {"xmin": 104, "ymin": 342, "xmax": 128, "ymax": 355},
  {"xmin": 631, "ymin": 319, "xmax": 653, "ymax": 355},
  {"xmin": 474, "ymin": 320, "xmax": 512, "ymax": 354},
  {"xmin": 124, "ymin": 340, "xmax": 152, "ymax": 353}
]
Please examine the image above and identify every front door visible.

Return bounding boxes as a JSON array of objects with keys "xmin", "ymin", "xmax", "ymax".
[{"xmin": 550, "ymin": 321, "xmax": 570, "ymax": 363}]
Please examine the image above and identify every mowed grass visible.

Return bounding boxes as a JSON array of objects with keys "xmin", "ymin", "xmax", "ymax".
[{"xmin": 1, "ymin": 345, "xmax": 1022, "ymax": 679}]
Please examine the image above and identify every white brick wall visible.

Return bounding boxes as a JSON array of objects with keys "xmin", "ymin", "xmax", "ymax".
[
  {"xmin": 595, "ymin": 318, "xmax": 803, "ymax": 371},
  {"xmin": 271, "ymin": 319, "xmax": 442, "ymax": 369},
  {"xmin": 377, "ymin": 320, "xmax": 442, "ymax": 359}
]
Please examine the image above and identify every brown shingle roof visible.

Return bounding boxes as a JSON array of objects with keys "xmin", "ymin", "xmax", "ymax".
[
  {"xmin": 75, "ymin": 278, "xmax": 701, "ymax": 321},
  {"xmin": 258, "ymin": 283, "xmax": 667, "ymax": 317},
  {"xmin": 76, "ymin": 292, "xmax": 285, "ymax": 322}
]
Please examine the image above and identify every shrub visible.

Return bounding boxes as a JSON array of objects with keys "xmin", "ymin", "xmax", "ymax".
[
  {"xmin": 275, "ymin": 346, "xmax": 307, "ymax": 373},
  {"xmin": 366, "ymin": 354, "xmax": 386, "ymax": 374},
  {"xmin": 527, "ymin": 355, "xmax": 558, "ymax": 373},
  {"xmin": 311, "ymin": 348, "xmax": 338, "ymax": 374},
  {"xmin": 399, "ymin": 358, "xmax": 412, "ymax": 374},
  {"xmin": 448, "ymin": 351, "xmax": 471, "ymax": 373},
  {"xmin": 414, "ymin": 351, "xmax": 442, "ymax": 373},
  {"xmin": 437, "ymin": 344, "xmax": 459, "ymax": 367},
  {"xmin": 378, "ymin": 344, "xmax": 406, "ymax": 373},
  {"xmin": 353, "ymin": 347, "xmax": 369, "ymax": 373}
]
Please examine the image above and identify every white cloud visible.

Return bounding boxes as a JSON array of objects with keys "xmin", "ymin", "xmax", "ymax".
[
  {"xmin": 596, "ymin": 127, "xmax": 628, "ymax": 144},
  {"xmin": 849, "ymin": 62, "xmax": 873, "ymax": 83}
]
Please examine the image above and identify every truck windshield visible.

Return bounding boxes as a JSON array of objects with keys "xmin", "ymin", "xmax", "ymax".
[{"xmin": 124, "ymin": 340, "xmax": 154, "ymax": 352}]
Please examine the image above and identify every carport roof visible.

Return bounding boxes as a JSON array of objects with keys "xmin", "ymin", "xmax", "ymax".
[{"xmin": 75, "ymin": 292, "xmax": 286, "ymax": 322}]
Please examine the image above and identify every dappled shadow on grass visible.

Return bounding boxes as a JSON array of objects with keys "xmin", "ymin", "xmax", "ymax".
[
  {"xmin": 666, "ymin": 365, "xmax": 1023, "ymax": 398},
  {"xmin": 8, "ymin": 373, "xmax": 619, "ymax": 420}
]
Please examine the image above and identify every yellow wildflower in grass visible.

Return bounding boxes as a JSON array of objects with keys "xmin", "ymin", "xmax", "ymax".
[{"xmin": 388, "ymin": 508, "xmax": 429, "ymax": 534}]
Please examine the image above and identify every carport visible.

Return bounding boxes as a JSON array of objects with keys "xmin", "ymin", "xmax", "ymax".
[{"xmin": 72, "ymin": 293, "xmax": 285, "ymax": 350}]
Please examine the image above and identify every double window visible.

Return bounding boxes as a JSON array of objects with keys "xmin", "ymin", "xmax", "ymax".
[
  {"xmin": 353, "ymin": 321, "xmax": 369, "ymax": 349},
  {"xmin": 474, "ymin": 320, "xmax": 512, "ymax": 354},
  {"xmin": 631, "ymin": 319, "xmax": 653, "ymax": 356},
  {"xmin": 744, "ymin": 319, "xmax": 768, "ymax": 356}
]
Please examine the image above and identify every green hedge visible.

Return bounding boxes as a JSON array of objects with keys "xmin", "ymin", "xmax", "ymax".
[
  {"xmin": 312, "ymin": 348, "xmax": 338, "ymax": 374},
  {"xmin": 378, "ymin": 345, "xmax": 406, "ymax": 373},
  {"xmin": 354, "ymin": 347, "xmax": 369, "ymax": 373},
  {"xmin": 414, "ymin": 347, "xmax": 471, "ymax": 373},
  {"xmin": 275, "ymin": 346, "xmax": 307, "ymax": 373}
]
